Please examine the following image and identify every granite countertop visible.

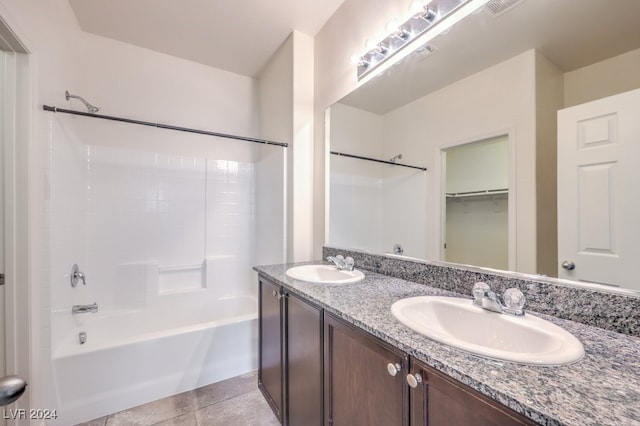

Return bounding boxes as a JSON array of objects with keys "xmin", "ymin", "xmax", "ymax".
[{"xmin": 254, "ymin": 262, "xmax": 640, "ymax": 426}]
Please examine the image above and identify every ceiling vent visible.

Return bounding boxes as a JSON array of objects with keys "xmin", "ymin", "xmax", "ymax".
[{"xmin": 485, "ymin": 0, "xmax": 526, "ymax": 17}]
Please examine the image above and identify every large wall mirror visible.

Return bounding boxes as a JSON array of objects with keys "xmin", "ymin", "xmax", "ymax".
[{"xmin": 326, "ymin": 0, "xmax": 640, "ymax": 292}]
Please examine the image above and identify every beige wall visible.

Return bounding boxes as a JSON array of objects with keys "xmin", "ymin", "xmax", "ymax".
[
  {"xmin": 535, "ymin": 52, "xmax": 564, "ymax": 277},
  {"xmin": 564, "ymin": 48, "xmax": 640, "ymax": 107}
]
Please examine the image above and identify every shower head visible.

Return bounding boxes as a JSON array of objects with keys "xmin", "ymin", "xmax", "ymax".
[
  {"xmin": 65, "ymin": 90, "xmax": 100, "ymax": 114},
  {"xmin": 389, "ymin": 153, "xmax": 403, "ymax": 163}
]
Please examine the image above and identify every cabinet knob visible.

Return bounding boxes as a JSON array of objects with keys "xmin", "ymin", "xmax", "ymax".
[
  {"xmin": 406, "ymin": 373, "xmax": 423, "ymax": 388},
  {"xmin": 272, "ymin": 290, "xmax": 278, "ymax": 297},
  {"xmin": 561, "ymin": 261, "xmax": 576, "ymax": 271},
  {"xmin": 386, "ymin": 362, "xmax": 402, "ymax": 376}
]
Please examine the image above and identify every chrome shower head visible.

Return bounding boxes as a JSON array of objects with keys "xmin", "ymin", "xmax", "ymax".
[
  {"xmin": 65, "ymin": 90, "xmax": 100, "ymax": 113},
  {"xmin": 389, "ymin": 153, "xmax": 403, "ymax": 163}
]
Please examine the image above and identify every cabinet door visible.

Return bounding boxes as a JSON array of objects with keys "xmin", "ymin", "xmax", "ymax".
[
  {"xmin": 324, "ymin": 313, "xmax": 408, "ymax": 426},
  {"xmin": 286, "ymin": 292, "xmax": 323, "ymax": 426},
  {"xmin": 409, "ymin": 359, "xmax": 535, "ymax": 426},
  {"xmin": 259, "ymin": 278, "xmax": 284, "ymax": 423}
]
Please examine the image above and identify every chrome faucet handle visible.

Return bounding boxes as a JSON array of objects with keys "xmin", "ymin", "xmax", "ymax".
[
  {"xmin": 71, "ymin": 264, "xmax": 87, "ymax": 287},
  {"xmin": 344, "ymin": 257, "xmax": 355, "ymax": 271},
  {"xmin": 502, "ymin": 288, "xmax": 526, "ymax": 316},
  {"xmin": 471, "ymin": 282, "xmax": 491, "ymax": 306}
]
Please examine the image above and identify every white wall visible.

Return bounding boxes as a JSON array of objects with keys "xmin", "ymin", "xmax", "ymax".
[
  {"xmin": 48, "ymin": 121, "xmax": 263, "ymax": 325},
  {"xmin": 328, "ymin": 103, "xmax": 384, "ymax": 252},
  {"xmin": 380, "ymin": 167, "xmax": 427, "ymax": 258},
  {"xmin": 258, "ymin": 31, "xmax": 314, "ymax": 263},
  {"xmin": 257, "ymin": 36, "xmax": 293, "ymax": 263}
]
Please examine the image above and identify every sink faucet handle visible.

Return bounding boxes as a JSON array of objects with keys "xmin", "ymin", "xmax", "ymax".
[
  {"xmin": 502, "ymin": 288, "xmax": 526, "ymax": 316},
  {"xmin": 344, "ymin": 257, "xmax": 355, "ymax": 271},
  {"xmin": 471, "ymin": 282, "xmax": 491, "ymax": 305}
]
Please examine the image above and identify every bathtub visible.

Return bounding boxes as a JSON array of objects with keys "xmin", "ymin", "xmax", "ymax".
[{"xmin": 51, "ymin": 294, "xmax": 258, "ymax": 425}]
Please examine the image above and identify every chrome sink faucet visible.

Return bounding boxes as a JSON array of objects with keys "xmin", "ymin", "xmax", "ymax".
[
  {"xmin": 472, "ymin": 282, "xmax": 526, "ymax": 316},
  {"xmin": 326, "ymin": 255, "xmax": 355, "ymax": 271},
  {"xmin": 72, "ymin": 302, "xmax": 99, "ymax": 315}
]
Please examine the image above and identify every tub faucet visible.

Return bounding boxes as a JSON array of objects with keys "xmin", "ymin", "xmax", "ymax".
[
  {"xmin": 326, "ymin": 255, "xmax": 355, "ymax": 271},
  {"xmin": 72, "ymin": 302, "xmax": 99, "ymax": 315},
  {"xmin": 472, "ymin": 282, "xmax": 525, "ymax": 316}
]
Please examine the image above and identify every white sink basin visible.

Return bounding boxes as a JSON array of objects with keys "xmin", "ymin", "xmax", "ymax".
[
  {"xmin": 391, "ymin": 296, "xmax": 584, "ymax": 365},
  {"xmin": 285, "ymin": 264, "xmax": 365, "ymax": 284}
]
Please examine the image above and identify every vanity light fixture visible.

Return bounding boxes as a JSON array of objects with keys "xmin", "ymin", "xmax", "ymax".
[{"xmin": 356, "ymin": 0, "xmax": 490, "ymax": 80}]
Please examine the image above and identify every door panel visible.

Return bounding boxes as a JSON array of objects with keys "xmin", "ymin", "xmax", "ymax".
[
  {"xmin": 259, "ymin": 278, "xmax": 284, "ymax": 422},
  {"xmin": 409, "ymin": 359, "xmax": 535, "ymax": 426},
  {"xmin": 286, "ymin": 293, "xmax": 323, "ymax": 425},
  {"xmin": 558, "ymin": 88, "xmax": 640, "ymax": 289},
  {"xmin": 324, "ymin": 314, "xmax": 407, "ymax": 426}
]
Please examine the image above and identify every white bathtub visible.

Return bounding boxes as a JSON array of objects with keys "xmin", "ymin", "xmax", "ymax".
[{"xmin": 51, "ymin": 294, "xmax": 258, "ymax": 425}]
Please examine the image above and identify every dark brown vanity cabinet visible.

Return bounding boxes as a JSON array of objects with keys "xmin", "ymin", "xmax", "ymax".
[
  {"xmin": 259, "ymin": 276, "xmax": 536, "ymax": 426},
  {"xmin": 258, "ymin": 277, "xmax": 284, "ymax": 422},
  {"xmin": 258, "ymin": 276, "xmax": 323, "ymax": 426},
  {"xmin": 408, "ymin": 359, "xmax": 536, "ymax": 426},
  {"xmin": 324, "ymin": 313, "xmax": 408, "ymax": 426}
]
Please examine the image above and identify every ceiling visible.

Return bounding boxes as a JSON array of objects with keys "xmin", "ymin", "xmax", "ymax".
[
  {"xmin": 68, "ymin": 0, "xmax": 344, "ymax": 77},
  {"xmin": 340, "ymin": 0, "xmax": 640, "ymax": 114}
]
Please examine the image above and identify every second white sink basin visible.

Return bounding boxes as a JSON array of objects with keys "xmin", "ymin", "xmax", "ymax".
[
  {"xmin": 391, "ymin": 296, "xmax": 584, "ymax": 365},
  {"xmin": 286, "ymin": 264, "xmax": 365, "ymax": 284}
]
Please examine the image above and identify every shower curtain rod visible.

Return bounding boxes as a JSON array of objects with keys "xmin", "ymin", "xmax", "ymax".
[
  {"xmin": 42, "ymin": 105, "xmax": 288, "ymax": 148},
  {"xmin": 330, "ymin": 151, "xmax": 427, "ymax": 171}
]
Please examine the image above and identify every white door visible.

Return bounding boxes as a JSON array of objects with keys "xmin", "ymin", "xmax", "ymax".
[
  {"xmin": 0, "ymin": 49, "xmax": 28, "ymax": 410},
  {"xmin": 557, "ymin": 88, "xmax": 640, "ymax": 289},
  {"xmin": 0, "ymin": 49, "xmax": 6, "ymax": 382}
]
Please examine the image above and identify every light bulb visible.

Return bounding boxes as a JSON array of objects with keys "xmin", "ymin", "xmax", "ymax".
[
  {"xmin": 409, "ymin": 0, "xmax": 433, "ymax": 16},
  {"xmin": 364, "ymin": 39, "xmax": 377, "ymax": 51},
  {"xmin": 385, "ymin": 18, "xmax": 401, "ymax": 34},
  {"xmin": 420, "ymin": 6, "xmax": 438, "ymax": 22}
]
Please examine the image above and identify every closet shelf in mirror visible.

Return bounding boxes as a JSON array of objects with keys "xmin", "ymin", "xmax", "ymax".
[
  {"xmin": 330, "ymin": 151, "xmax": 427, "ymax": 171},
  {"xmin": 446, "ymin": 188, "xmax": 508, "ymax": 198}
]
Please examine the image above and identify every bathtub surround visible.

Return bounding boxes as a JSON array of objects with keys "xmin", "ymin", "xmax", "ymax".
[
  {"xmin": 324, "ymin": 247, "xmax": 640, "ymax": 337},
  {"xmin": 49, "ymin": 116, "xmax": 284, "ymax": 424},
  {"xmin": 255, "ymin": 263, "xmax": 640, "ymax": 425},
  {"xmin": 53, "ymin": 297, "xmax": 257, "ymax": 425}
]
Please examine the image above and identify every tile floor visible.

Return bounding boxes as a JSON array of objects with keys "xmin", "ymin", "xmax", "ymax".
[{"xmin": 77, "ymin": 371, "xmax": 280, "ymax": 426}]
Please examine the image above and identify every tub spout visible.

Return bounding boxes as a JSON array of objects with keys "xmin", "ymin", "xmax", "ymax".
[{"xmin": 72, "ymin": 302, "xmax": 98, "ymax": 315}]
